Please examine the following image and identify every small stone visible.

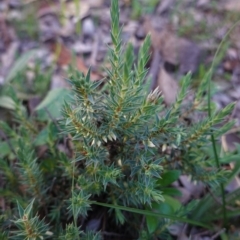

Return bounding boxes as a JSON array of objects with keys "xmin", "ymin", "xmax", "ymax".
[
  {"xmin": 135, "ymin": 26, "xmax": 146, "ymax": 40},
  {"xmin": 82, "ymin": 18, "xmax": 95, "ymax": 37}
]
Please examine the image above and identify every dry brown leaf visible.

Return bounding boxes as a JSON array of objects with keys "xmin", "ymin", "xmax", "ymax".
[
  {"xmin": 143, "ymin": 18, "xmax": 201, "ymax": 74},
  {"xmin": 64, "ymin": 1, "xmax": 89, "ymax": 20},
  {"xmin": 50, "ymin": 43, "xmax": 101, "ymax": 81},
  {"xmin": 222, "ymin": 133, "xmax": 240, "ymax": 153},
  {"xmin": 224, "ymin": 0, "xmax": 240, "ymax": 12},
  {"xmin": 0, "ymin": 15, "xmax": 16, "ymax": 49},
  {"xmin": 157, "ymin": 67, "xmax": 178, "ymax": 105},
  {"xmin": 142, "ymin": 18, "xmax": 162, "ymax": 50},
  {"xmin": 157, "ymin": 0, "xmax": 175, "ymax": 14},
  {"xmin": 38, "ymin": 1, "xmax": 89, "ymax": 19},
  {"xmin": 223, "ymin": 59, "xmax": 239, "ymax": 72},
  {"xmin": 179, "ymin": 175, "xmax": 205, "ymax": 199},
  {"xmin": 175, "ymin": 187, "xmax": 191, "ymax": 204},
  {"xmin": 50, "ymin": 71, "xmax": 69, "ymax": 89},
  {"xmin": 221, "ymin": 134, "xmax": 240, "ymax": 193},
  {"xmin": 37, "ymin": 1, "xmax": 58, "ymax": 18},
  {"xmin": 82, "ymin": 0, "xmax": 104, "ymax": 8},
  {"xmin": 28, "ymin": 96, "xmax": 42, "ymax": 115}
]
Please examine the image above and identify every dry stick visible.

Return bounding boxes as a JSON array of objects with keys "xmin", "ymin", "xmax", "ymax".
[
  {"xmin": 208, "ymin": 19, "xmax": 240, "ymax": 228},
  {"xmin": 66, "ymin": 134, "xmax": 74, "ymax": 158},
  {"xmin": 177, "ymin": 223, "xmax": 188, "ymax": 240},
  {"xmin": 193, "ymin": 230, "xmax": 211, "ymax": 239},
  {"xmin": 148, "ymin": 48, "xmax": 162, "ymax": 91},
  {"xmin": 211, "ymin": 228, "xmax": 226, "ymax": 240},
  {"xmin": 89, "ymin": 30, "xmax": 100, "ymax": 67}
]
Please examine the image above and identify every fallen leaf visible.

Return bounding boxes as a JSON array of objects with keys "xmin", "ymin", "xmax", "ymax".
[
  {"xmin": 35, "ymin": 88, "xmax": 71, "ymax": 120},
  {"xmin": 5, "ymin": 49, "xmax": 38, "ymax": 83},
  {"xmin": 0, "ymin": 41, "xmax": 19, "ymax": 84},
  {"xmin": 0, "ymin": 96, "xmax": 16, "ymax": 110},
  {"xmin": 175, "ymin": 187, "xmax": 191, "ymax": 204},
  {"xmin": 37, "ymin": 0, "xmax": 89, "ymax": 40},
  {"xmin": 143, "ymin": 18, "xmax": 202, "ymax": 74},
  {"xmin": 0, "ymin": 15, "xmax": 16, "ymax": 49},
  {"xmin": 50, "ymin": 42, "xmax": 102, "ymax": 81},
  {"xmin": 223, "ymin": 59, "xmax": 239, "ymax": 72},
  {"xmin": 28, "ymin": 96, "xmax": 42, "ymax": 115},
  {"xmin": 64, "ymin": 1, "xmax": 90, "ymax": 20},
  {"xmin": 179, "ymin": 175, "xmax": 205, "ymax": 199},
  {"xmin": 148, "ymin": 49, "xmax": 162, "ymax": 90},
  {"xmin": 157, "ymin": 67, "xmax": 178, "ymax": 105},
  {"xmin": 50, "ymin": 71, "xmax": 69, "ymax": 89},
  {"xmin": 226, "ymin": 177, "xmax": 240, "ymax": 193},
  {"xmin": 157, "ymin": 0, "xmax": 175, "ymax": 14},
  {"xmin": 197, "ymin": 0, "xmax": 211, "ymax": 8},
  {"xmin": 38, "ymin": 1, "xmax": 89, "ymax": 19},
  {"xmin": 168, "ymin": 223, "xmax": 186, "ymax": 237},
  {"xmin": 82, "ymin": 0, "xmax": 104, "ymax": 8},
  {"xmin": 38, "ymin": 14, "xmax": 60, "ymax": 41},
  {"xmin": 223, "ymin": 0, "xmax": 240, "ymax": 12},
  {"xmin": 222, "ymin": 133, "xmax": 240, "ymax": 153}
]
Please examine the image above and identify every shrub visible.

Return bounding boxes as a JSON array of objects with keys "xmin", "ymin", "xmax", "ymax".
[{"xmin": 0, "ymin": 0, "xmax": 235, "ymax": 239}]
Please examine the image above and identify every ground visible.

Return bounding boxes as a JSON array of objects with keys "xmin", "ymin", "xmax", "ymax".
[{"xmin": 1, "ymin": 0, "xmax": 240, "ymax": 239}]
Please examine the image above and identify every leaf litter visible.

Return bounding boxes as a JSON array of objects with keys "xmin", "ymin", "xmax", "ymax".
[{"xmin": 1, "ymin": 0, "xmax": 240, "ymax": 239}]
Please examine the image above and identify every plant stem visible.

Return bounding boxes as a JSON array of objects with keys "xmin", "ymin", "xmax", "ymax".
[{"xmin": 206, "ymin": 20, "xmax": 240, "ymax": 228}]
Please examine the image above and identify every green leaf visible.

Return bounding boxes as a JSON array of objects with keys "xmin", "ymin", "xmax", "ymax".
[
  {"xmin": 89, "ymin": 201, "xmax": 210, "ymax": 229},
  {"xmin": 34, "ymin": 123, "xmax": 58, "ymax": 146},
  {"xmin": 35, "ymin": 88, "xmax": 71, "ymax": 120},
  {"xmin": 25, "ymin": 199, "xmax": 35, "ymax": 216},
  {"xmin": 146, "ymin": 195, "xmax": 182, "ymax": 234},
  {"xmin": 40, "ymin": 157, "xmax": 57, "ymax": 173},
  {"xmin": 146, "ymin": 214, "xmax": 158, "ymax": 234},
  {"xmin": 5, "ymin": 49, "xmax": 38, "ymax": 83},
  {"xmin": 16, "ymin": 201, "xmax": 25, "ymax": 218},
  {"xmin": 0, "ymin": 139, "xmax": 18, "ymax": 158},
  {"xmin": 0, "ymin": 96, "xmax": 16, "ymax": 110},
  {"xmin": 0, "ymin": 141, "xmax": 12, "ymax": 157},
  {"xmin": 161, "ymin": 187, "xmax": 182, "ymax": 197},
  {"xmin": 163, "ymin": 195, "xmax": 181, "ymax": 212},
  {"xmin": 157, "ymin": 170, "xmax": 181, "ymax": 187}
]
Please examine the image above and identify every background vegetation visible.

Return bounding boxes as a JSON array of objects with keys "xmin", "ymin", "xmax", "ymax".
[{"xmin": 1, "ymin": 0, "xmax": 240, "ymax": 239}]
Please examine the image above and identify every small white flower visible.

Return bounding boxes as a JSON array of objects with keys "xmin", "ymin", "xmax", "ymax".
[
  {"xmin": 46, "ymin": 231, "xmax": 53, "ymax": 236},
  {"xmin": 162, "ymin": 144, "xmax": 167, "ymax": 152},
  {"xmin": 108, "ymin": 134, "xmax": 113, "ymax": 141},
  {"xmin": 171, "ymin": 144, "xmax": 177, "ymax": 149},
  {"xmin": 147, "ymin": 139, "xmax": 155, "ymax": 148},
  {"xmin": 102, "ymin": 136, "xmax": 107, "ymax": 143},
  {"xmin": 111, "ymin": 132, "xmax": 117, "ymax": 140},
  {"xmin": 117, "ymin": 159, "xmax": 122, "ymax": 166},
  {"xmin": 147, "ymin": 87, "xmax": 161, "ymax": 103}
]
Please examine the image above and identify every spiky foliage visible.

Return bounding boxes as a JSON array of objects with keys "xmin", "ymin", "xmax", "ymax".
[
  {"xmin": 0, "ymin": 0, "xmax": 236, "ymax": 239},
  {"xmin": 11, "ymin": 200, "xmax": 51, "ymax": 240},
  {"xmin": 62, "ymin": 0, "xmax": 234, "ymax": 229}
]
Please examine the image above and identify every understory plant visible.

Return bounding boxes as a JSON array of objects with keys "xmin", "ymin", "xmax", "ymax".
[{"xmin": 0, "ymin": 0, "xmax": 239, "ymax": 239}]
